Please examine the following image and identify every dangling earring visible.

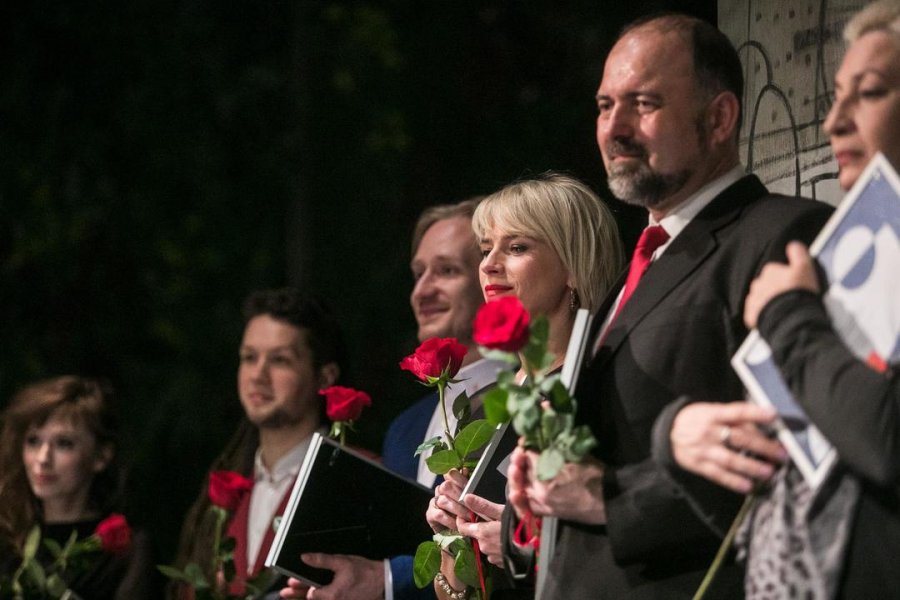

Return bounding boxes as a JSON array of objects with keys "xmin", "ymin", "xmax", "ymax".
[{"xmin": 569, "ymin": 287, "xmax": 580, "ymax": 312}]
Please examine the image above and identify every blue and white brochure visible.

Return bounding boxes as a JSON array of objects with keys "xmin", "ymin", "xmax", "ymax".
[{"xmin": 732, "ymin": 152, "xmax": 900, "ymax": 490}]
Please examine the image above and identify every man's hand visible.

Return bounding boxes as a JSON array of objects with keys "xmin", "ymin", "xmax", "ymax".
[
  {"xmin": 670, "ymin": 401, "xmax": 786, "ymax": 494},
  {"xmin": 507, "ymin": 445, "xmax": 606, "ymax": 525},
  {"xmin": 745, "ymin": 241, "xmax": 820, "ymax": 328},
  {"xmin": 278, "ymin": 554, "xmax": 384, "ymax": 600},
  {"xmin": 279, "ymin": 578, "xmax": 311, "ymax": 599}
]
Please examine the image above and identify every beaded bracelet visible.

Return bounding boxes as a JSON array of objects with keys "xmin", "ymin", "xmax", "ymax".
[{"xmin": 434, "ymin": 572, "xmax": 470, "ymax": 600}]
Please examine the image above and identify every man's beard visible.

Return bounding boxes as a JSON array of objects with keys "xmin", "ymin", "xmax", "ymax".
[
  {"xmin": 606, "ymin": 139, "xmax": 691, "ymax": 208},
  {"xmin": 248, "ymin": 406, "xmax": 306, "ymax": 430}
]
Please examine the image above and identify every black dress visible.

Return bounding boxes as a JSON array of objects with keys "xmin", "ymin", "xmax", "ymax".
[
  {"xmin": 33, "ymin": 516, "xmax": 156, "ymax": 600},
  {"xmin": 758, "ymin": 290, "xmax": 900, "ymax": 598}
]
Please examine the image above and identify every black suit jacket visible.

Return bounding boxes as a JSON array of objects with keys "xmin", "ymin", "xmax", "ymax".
[{"xmin": 506, "ymin": 175, "xmax": 833, "ymax": 599}]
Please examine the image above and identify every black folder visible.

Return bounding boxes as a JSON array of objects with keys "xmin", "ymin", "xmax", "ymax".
[
  {"xmin": 459, "ymin": 422, "xmax": 517, "ymax": 514},
  {"xmin": 264, "ymin": 433, "xmax": 434, "ymax": 586}
]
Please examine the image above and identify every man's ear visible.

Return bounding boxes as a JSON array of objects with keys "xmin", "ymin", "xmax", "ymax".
[
  {"xmin": 317, "ymin": 362, "xmax": 340, "ymax": 389},
  {"xmin": 93, "ymin": 444, "xmax": 114, "ymax": 474},
  {"xmin": 706, "ymin": 90, "xmax": 740, "ymax": 146}
]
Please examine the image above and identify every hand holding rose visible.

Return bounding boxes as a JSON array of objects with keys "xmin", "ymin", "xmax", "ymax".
[{"xmin": 508, "ymin": 446, "xmax": 606, "ymax": 525}]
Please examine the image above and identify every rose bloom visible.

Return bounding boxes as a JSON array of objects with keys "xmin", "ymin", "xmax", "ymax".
[
  {"xmin": 321, "ymin": 386, "xmax": 372, "ymax": 422},
  {"xmin": 399, "ymin": 337, "xmax": 468, "ymax": 381},
  {"xmin": 95, "ymin": 513, "xmax": 132, "ymax": 555},
  {"xmin": 208, "ymin": 470, "xmax": 253, "ymax": 511},
  {"xmin": 472, "ymin": 296, "xmax": 531, "ymax": 352}
]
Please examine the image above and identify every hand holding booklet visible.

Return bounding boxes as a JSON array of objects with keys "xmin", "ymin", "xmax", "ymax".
[
  {"xmin": 732, "ymin": 153, "xmax": 900, "ymax": 490},
  {"xmin": 264, "ymin": 433, "xmax": 434, "ymax": 586}
]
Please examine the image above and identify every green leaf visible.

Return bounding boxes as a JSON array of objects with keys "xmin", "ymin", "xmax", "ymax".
[
  {"xmin": 508, "ymin": 386, "xmax": 540, "ymax": 410},
  {"xmin": 568, "ymin": 426, "xmax": 598, "ymax": 460},
  {"xmin": 434, "ymin": 531, "xmax": 464, "ymax": 552},
  {"xmin": 452, "ymin": 390, "xmax": 471, "ymax": 423},
  {"xmin": 43, "ymin": 538, "xmax": 63, "ymax": 559},
  {"xmin": 530, "ymin": 315, "xmax": 550, "ymax": 347},
  {"xmin": 425, "ymin": 448, "xmax": 461, "ymax": 474},
  {"xmin": 413, "ymin": 541, "xmax": 442, "ymax": 588},
  {"xmin": 453, "ymin": 542, "xmax": 479, "ymax": 587},
  {"xmin": 24, "ymin": 559, "xmax": 46, "ymax": 588},
  {"xmin": 512, "ymin": 404, "xmax": 540, "ymax": 436},
  {"xmin": 23, "ymin": 526, "xmax": 41, "ymax": 560},
  {"xmin": 540, "ymin": 408, "xmax": 562, "ymax": 440},
  {"xmin": 184, "ymin": 562, "xmax": 210, "ymax": 588},
  {"xmin": 157, "ymin": 565, "xmax": 195, "ymax": 584},
  {"xmin": 62, "ymin": 529, "xmax": 78, "ymax": 555},
  {"xmin": 537, "ymin": 447, "xmax": 565, "ymax": 480},
  {"xmin": 45, "ymin": 574, "xmax": 68, "ymax": 598},
  {"xmin": 496, "ymin": 369, "xmax": 516, "ymax": 387},
  {"xmin": 478, "ymin": 348, "xmax": 519, "ymax": 365},
  {"xmin": 220, "ymin": 536, "xmax": 236, "ymax": 553},
  {"xmin": 545, "ymin": 378, "xmax": 574, "ymax": 413},
  {"xmin": 521, "ymin": 316, "xmax": 550, "ymax": 369},
  {"xmin": 222, "ymin": 556, "xmax": 236, "ymax": 583},
  {"xmin": 415, "ymin": 436, "xmax": 445, "ymax": 457},
  {"xmin": 481, "ymin": 387, "xmax": 509, "ymax": 425},
  {"xmin": 454, "ymin": 420, "xmax": 494, "ymax": 457}
]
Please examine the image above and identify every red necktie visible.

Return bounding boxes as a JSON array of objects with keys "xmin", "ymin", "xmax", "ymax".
[{"xmin": 611, "ymin": 225, "xmax": 669, "ymax": 321}]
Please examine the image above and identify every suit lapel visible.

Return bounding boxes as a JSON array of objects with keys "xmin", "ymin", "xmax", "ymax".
[
  {"xmin": 227, "ymin": 489, "xmax": 252, "ymax": 591},
  {"xmin": 593, "ymin": 175, "xmax": 765, "ymax": 371}
]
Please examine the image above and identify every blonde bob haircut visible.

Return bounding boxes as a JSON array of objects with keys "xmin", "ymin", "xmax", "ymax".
[
  {"xmin": 472, "ymin": 172, "xmax": 623, "ymax": 312},
  {"xmin": 845, "ymin": 0, "xmax": 900, "ymax": 41}
]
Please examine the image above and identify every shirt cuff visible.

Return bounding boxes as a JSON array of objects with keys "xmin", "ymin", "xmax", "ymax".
[{"xmin": 383, "ymin": 559, "xmax": 393, "ymax": 600}]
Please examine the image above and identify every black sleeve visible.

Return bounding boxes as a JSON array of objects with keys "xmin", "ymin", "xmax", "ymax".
[{"xmin": 758, "ymin": 290, "xmax": 900, "ymax": 486}]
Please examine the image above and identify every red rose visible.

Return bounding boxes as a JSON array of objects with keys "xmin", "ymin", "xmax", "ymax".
[
  {"xmin": 208, "ymin": 470, "xmax": 253, "ymax": 511},
  {"xmin": 94, "ymin": 513, "xmax": 132, "ymax": 555},
  {"xmin": 472, "ymin": 296, "xmax": 531, "ymax": 352},
  {"xmin": 399, "ymin": 337, "xmax": 468, "ymax": 382},
  {"xmin": 321, "ymin": 385, "xmax": 372, "ymax": 422}
]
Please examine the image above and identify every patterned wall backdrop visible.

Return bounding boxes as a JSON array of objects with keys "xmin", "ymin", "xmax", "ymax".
[{"xmin": 720, "ymin": 0, "xmax": 866, "ymax": 204}]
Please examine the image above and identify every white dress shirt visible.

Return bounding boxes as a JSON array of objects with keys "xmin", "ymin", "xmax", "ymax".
[{"xmin": 246, "ymin": 436, "xmax": 317, "ymax": 571}]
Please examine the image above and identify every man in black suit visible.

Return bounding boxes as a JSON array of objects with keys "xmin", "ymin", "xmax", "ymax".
[{"xmin": 502, "ymin": 13, "xmax": 833, "ymax": 599}]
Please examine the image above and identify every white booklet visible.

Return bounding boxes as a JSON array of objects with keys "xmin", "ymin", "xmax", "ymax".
[
  {"xmin": 732, "ymin": 152, "xmax": 900, "ymax": 490},
  {"xmin": 536, "ymin": 308, "xmax": 593, "ymax": 600}
]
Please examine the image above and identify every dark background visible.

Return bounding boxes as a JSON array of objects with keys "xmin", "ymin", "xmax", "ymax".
[{"xmin": 1, "ymin": 0, "xmax": 715, "ymax": 562}]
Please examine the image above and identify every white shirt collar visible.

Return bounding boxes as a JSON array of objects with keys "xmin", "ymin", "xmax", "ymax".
[
  {"xmin": 595, "ymin": 165, "xmax": 748, "ymax": 343},
  {"xmin": 253, "ymin": 436, "xmax": 315, "ymax": 484},
  {"xmin": 651, "ymin": 165, "xmax": 746, "ymax": 252}
]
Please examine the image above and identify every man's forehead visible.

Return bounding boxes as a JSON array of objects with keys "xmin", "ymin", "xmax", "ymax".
[
  {"xmin": 413, "ymin": 218, "xmax": 477, "ymax": 261},
  {"xmin": 599, "ymin": 36, "xmax": 693, "ymax": 96}
]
